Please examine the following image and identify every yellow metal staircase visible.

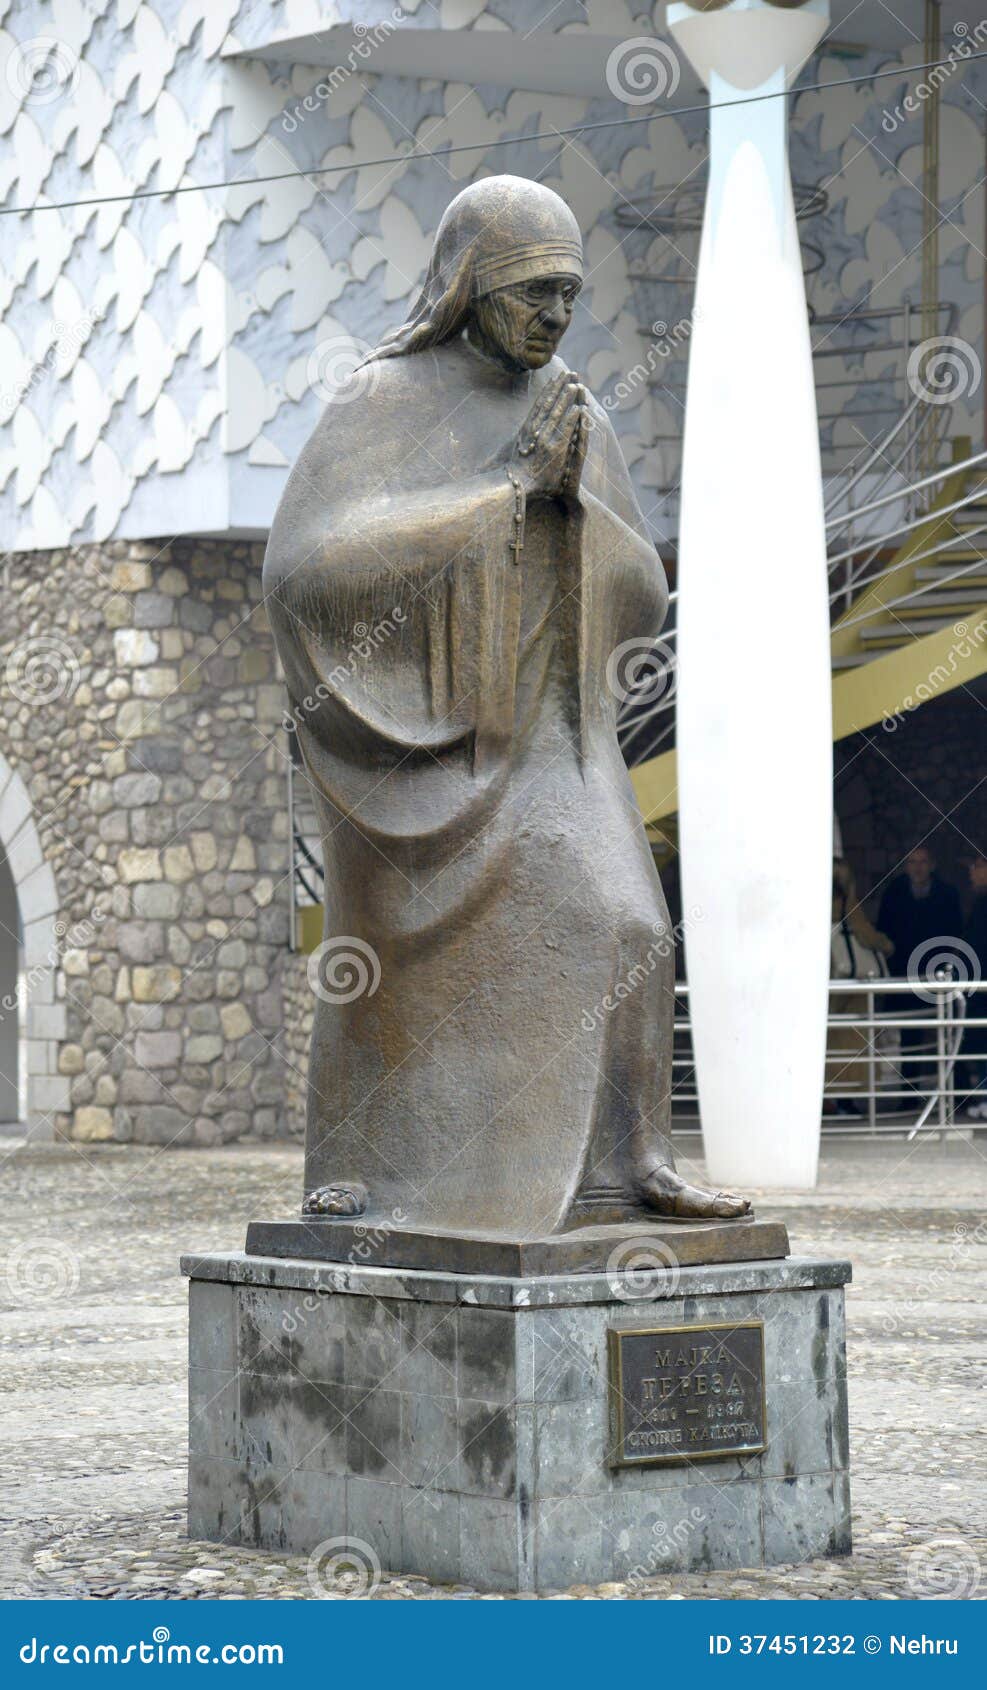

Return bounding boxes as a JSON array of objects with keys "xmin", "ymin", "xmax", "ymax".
[{"xmin": 632, "ymin": 441, "xmax": 987, "ymax": 834}]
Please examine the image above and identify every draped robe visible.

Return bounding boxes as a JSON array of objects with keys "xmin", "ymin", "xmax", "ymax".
[{"xmin": 264, "ymin": 337, "xmax": 674, "ymax": 1240}]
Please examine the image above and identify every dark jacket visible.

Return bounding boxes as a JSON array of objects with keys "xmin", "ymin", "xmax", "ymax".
[
  {"xmin": 877, "ymin": 874, "xmax": 963, "ymax": 976},
  {"xmin": 966, "ymin": 892, "xmax": 987, "ymax": 976}
]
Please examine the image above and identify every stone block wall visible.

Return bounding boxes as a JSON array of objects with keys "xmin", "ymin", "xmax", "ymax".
[{"xmin": 0, "ymin": 537, "xmax": 295, "ymax": 1145}]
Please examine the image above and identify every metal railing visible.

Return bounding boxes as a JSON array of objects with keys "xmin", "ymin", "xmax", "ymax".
[
  {"xmin": 287, "ymin": 724, "xmax": 324, "ymax": 934},
  {"xmin": 644, "ymin": 300, "xmax": 959, "ymax": 504},
  {"xmin": 669, "ymin": 977, "xmax": 986, "ymax": 1137},
  {"xmin": 617, "ymin": 430, "xmax": 987, "ymax": 766},
  {"xmin": 620, "ymin": 300, "xmax": 987, "ymax": 762}
]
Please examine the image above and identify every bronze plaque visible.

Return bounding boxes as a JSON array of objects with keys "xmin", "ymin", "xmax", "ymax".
[{"xmin": 607, "ymin": 1321, "xmax": 766, "ymax": 1467}]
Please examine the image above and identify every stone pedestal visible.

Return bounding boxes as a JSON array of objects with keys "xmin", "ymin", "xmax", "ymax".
[{"xmin": 183, "ymin": 1250, "xmax": 851, "ymax": 1592}]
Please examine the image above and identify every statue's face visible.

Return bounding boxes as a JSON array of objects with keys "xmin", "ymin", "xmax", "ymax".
[{"xmin": 470, "ymin": 273, "xmax": 581, "ymax": 371}]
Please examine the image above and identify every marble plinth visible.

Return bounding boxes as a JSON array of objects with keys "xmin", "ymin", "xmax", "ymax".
[{"xmin": 182, "ymin": 1251, "xmax": 851, "ymax": 1593}]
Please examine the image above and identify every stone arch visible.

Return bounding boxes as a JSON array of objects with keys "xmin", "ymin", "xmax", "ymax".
[{"xmin": 0, "ymin": 751, "xmax": 65, "ymax": 1141}]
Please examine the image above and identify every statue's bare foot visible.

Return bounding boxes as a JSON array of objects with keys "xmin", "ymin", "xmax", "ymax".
[
  {"xmin": 638, "ymin": 1163, "xmax": 750, "ymax": 1221},
  {"xmin": 302, "ymin": 1182, "xmax": 368, "ymax": 1217}
]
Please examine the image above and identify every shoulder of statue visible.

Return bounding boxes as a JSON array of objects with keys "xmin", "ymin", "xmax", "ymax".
[
  {"xmin": 359, "ymin": 351, "xmax": 436, "ymax": 401},
  {"xmin": 304, "ymin": 352, "xmax": 438, "ymax": 448},
  {"xmin": 276, "ymin": 354, "xmax": 433, "ymax": 519}
]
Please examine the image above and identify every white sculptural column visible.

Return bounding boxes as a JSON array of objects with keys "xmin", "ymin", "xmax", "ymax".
[{"xmin": 667, "ymin": 0, "xmax": 831, "ymax": 1188}]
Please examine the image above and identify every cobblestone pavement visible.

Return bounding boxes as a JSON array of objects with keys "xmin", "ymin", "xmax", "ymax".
[{"xmin": 1, "ymin": 1135, "xmax": 984, "ymax": 1601}]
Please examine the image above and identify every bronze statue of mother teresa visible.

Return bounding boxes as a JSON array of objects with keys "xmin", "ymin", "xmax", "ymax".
[{"xmin": 263, "ymin": 176, "xmax": 752, "ymax": 1257}]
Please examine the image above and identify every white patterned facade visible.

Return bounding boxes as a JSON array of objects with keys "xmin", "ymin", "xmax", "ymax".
[{"xmin": 2, "ymin": 1, "xmax": 985, "ymax": 556}]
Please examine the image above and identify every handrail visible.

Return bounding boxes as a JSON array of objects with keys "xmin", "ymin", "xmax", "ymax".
[
  {"xmin": 825, "ymin": 479, "xmax": 985, "ymax": 573},
  {"xmin": 620, "ymin": 514, "xmax": 987, "ymax": 751},
  {"xmin": 619, "ymin": 530, "xmax": 987, "ymax": 752},
  {"xmin": 293, "ymin": 860, "xmax": 321, "ymax": 905},
  {"xmin": 813, "ymin": 300, "xmax": 959, "ymax": 578},
  {"xmin": 810, "ymin": 304, "xmax": 947, "ymax": 324},
  {"xmin": 287, "ymin": 721, "xmax": 326, "ymax": 917},
  {"xmin": 652, "ymin": 500, "xmax": 987, "ymax": 619},
  {"xmin": 293, "ymin": 830, "xmax": 324, "ymax": 878},
  {"xmin": 668, "ymin": 976, "xmax": 979, "ymax": 1136},
  {"xmin": 825, "ymin": 443, "xmax": 987, "ymax": 530},
  {"xmin": 823, "ymin": 399, "xmax": 925, "ymax": 525},
  {"xmin": 828, "ymin": 532, "xmax": 987, "ymax": 621},
  {"xmin": 619, "ymin": 301, "xmax": 978, "ymax": 763},
  {"xmin": 619, "ymin": 696, "xmax": 676, "ymax": 752},
  {"xmin": 827, "ymin": 410, "xmax": 942, "ymax": 542},
  {"xmin": 828, "ymin": 439, "xmax": 973, "ymax": 622}
]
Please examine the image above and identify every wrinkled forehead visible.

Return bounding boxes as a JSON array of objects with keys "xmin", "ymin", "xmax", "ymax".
[{"xmin": 473, "ymin": 243, "xmax": 583, "ymax": 298}]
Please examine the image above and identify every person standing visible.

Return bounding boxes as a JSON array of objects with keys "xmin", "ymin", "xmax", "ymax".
[
  {"xmin": 877, "ymin": 847, "xmax": 963, "ymax": 1088},
  {"xmin": 828, "ymin": 859, "xmax": 893, "ymax": 1116}
]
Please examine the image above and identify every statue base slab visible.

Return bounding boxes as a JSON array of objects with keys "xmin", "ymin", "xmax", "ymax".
[
  {"xmin": 182, "ymin": 1250, "xmax": 851, "ymax": 1592},
  {"xmin": 243, "ymin": 1214, "xmax": 790, "ymax": 1277}
]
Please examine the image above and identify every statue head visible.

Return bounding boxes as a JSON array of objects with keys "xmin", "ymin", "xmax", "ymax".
[
  {"xmin": 370, "ymin": 175, "xmax": 584, "ymax": 370},
  {"xmin": 469, "ymin": 269, "xmax": 581, "ymax": 372}
]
